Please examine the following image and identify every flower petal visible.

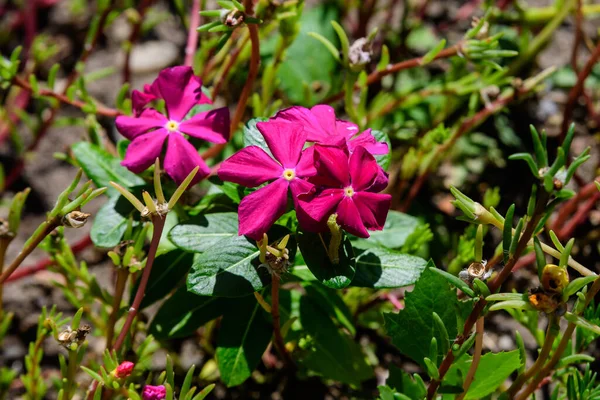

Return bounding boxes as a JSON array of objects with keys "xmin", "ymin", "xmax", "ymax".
[
  {"xmin": 336, "ymin": 119, "xmax": 360, "ymax": 139},
  {"xmin": 348, "ymin": 146, "xmax": 380, "ymax": 191},
  {"xmin": 310, "ymin": 104, "xmax": 337, "ymax": 135},
  {"xmin": 121, "ymin": 129, "xmax": 168, "ymax": 173},
  {"xmin": 115, "ymin": 109, "xmax": 168, "ymax": 140},
  {"xmin": 289, "ymin": 178, "xmax": 315, "ymax": 202},
  {"xmin": 352, "ymin": 192, "xmax": 391, "ymax": 231},
  {"xmin": 238, "ymin": 179, "xmax": 289, "ymax": 240},
  {"xmin": 295, "ymin": 146, "xmax": 317, "ymax": 178},
  {"xmin": 369, "ymin": 167, "xmax": 389, "ymax": 193},
  {"xmin": 164, "ymin": 133, "xmax": 210, "ymax": 185},
  {"xmin": 337, "ymin": 196, "xmax": 369, "ymax": 238},
  {"xmin": 218, "ymin": 146, "xmax": 282, "ymax": 187},
  {"xmin": 297, "ymin": 188, "xmax": 344, "ymax": 222},
  {"xmin": 275, "ymin": 106, "xmax": 329, "ymax": 142},
  {"xmin": 131, "ymin": 89, "xmax": 158, "ymax": 115},
  {"xmin": 348, "ymin": 129, "xmax": 389, "ymax": 155},
  {"xmin": 312, "ymin": 143, "xmax": 350, "ymax": 188},
  {"xmin": 155, "ymin": 66, "xmax": 206, "ymax": 121},
  {"xmin": 257, "ymin": 120, "xmax": 306, "ymax": 168},
  {"xmin": 179, "ymin": 107, "xmax": 230, "ymax": 143}
]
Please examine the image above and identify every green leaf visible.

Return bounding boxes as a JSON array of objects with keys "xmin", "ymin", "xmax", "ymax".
[
  {"xmin": 71, "ymin": 142, "xmax": 145, "ymax": 196},
  {"xmin": 242, "ymin": 117, "xmax": 270, "ymax": 154},
  {"xmin": 386, "ymin": 366, "xmax": 426, "ymax": 400},
  {"xmin": 307, "ymin": 32, "xmax": 340, "ymax": 62},
  {"xmin": 384, "ymin": 265, "xmax": 462, "ymax": 366},
  {"xmin": 297, "ymin": 229, "xmax": 355, "ymax": 289},
  {"xmin": 187, "ymin": 226, "xmax": 294, "ymax": 297},
  {"xmin": 150, "ymin": 287, "xmax": 242, "ymax": 339},
  {"xmin": 168, "ymin": 213, "xmax": 238, "ymax": 253},
  {"xmin": 277, "ymin": 5, "xmax": 339, "ymax": 105},
  {"xmin": 90, "ymin": 195, "xmax": 138, "ymax": 248},
  {"xmin": 444, "ymin": 351, "xmax": 521, "ymax": 399},
  {"xmin": 296, "ymin": 295, "xmax": 373, "ymax": 386},
  {"xmin": 351, "ymin": 247, "xmax": 427, "ymax": 289},
  {"xmin": 354, "ymin": 211, "xmax": 421, "ymax": 250},
  {"xmin": 304, "ymin": 283, "xmax": 355, "ymax": 335},
  {"xmin": 216, "ymin": 297, "xmax": 272, "ymax": 387},
  {"xmin": 371, "ymin": 130, "xmax": 392, "ymax": 171},
  {"xmin": 564, "ymin": 312, "xmax": 600, "ymax": 335},
  {"xmin": 134, "ymin": 250, "xmax": 194, "ymax": 308}
]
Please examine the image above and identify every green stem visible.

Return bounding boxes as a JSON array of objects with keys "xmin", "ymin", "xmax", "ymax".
[
  {"xmin": 0, "ymin": 239, "xmax": 10, "ymax": 318},
  {"xmin": 516, "ymin": 277, "xmax": 600, "ymax": 399},
  {"xmin": 0, "ymin": 219, "xmax": 58, "ymax": 284},
  {"xmin": 457, "ymin": 317, "xmax": 484, "ymax": 400},
  {"xmin": 507, "ymin": 314, "xmax": 559, "ymax": 396},
  {"xmin": 111, "ymin": 215, "xmax": 166, "ymax": 352},
  {"xmin": 64, "ymin": 349, "xmax": 78, "ymax": 399},
  {"xmin": 507, "ymin": 0, "xmax": 574, "ymax": 75},
  {"xmin": 105, "ymin": 269, "xmax": 128, "ymax": 349}
]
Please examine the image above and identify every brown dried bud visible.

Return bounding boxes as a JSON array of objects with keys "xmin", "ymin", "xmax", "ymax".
[
  {"xmin": 349, "ymin": 38, "xmax": 372, "ymax": 68},
  {"xmin": 0, "ymin": 218, "xmax": 12, "ymax": 239},
  {"xmin": 222, "ymin": 10, "xmax": 245, "ymax": 27},
  {"xmin": 528, "ymin": 289, "xmax": 560, "ymax": 314},
  {"xmin": 62, "ymin": 211, "xmax": 91, "ymax": 228},
  {"xmin": 57, "ymin": 324, "xmax": 92, "ymax": 348},
  {"xmin": 262, "ymin": 248, "xmax": 290, "ymax": 277},
  {"xmin": 459, "ymin": 261, "xmax": 491, "ymax": 284}
]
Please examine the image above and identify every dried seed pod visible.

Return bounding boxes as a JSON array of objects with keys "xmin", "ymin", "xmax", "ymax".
[
  {"xmin": 541, "ymin": 264, "xmax": 569, "ymax": 294},
  {"xmin": 459, "ymin": 261, "xmax": 491, "ymax": 284},
  {"xmin": 349, "ymin": 38, "xmax": 372, "ymax": 68}
]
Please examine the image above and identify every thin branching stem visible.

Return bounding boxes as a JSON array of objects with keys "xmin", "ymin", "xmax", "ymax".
[
  {"xmin": 0, "ymin": 219, "xmax": 59, "ymax": 284},
  {"xmin": 105, "ymin": 269, "xmax": 129, "ymax": 349},
  {"xmin": 112, "ymin": 215, "xmax": 166, "ymax": 352},
  {"xmin": 457, "ymin": 317, "xmax": 484, "ymax": 400}
]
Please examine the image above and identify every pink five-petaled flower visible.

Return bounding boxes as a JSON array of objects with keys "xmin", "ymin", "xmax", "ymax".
[
  {"xmin": 116, "ymin": 66, "xmax": 230, "ymax": 185},
  {"xmin": 114, "ymin": 361, "xmax": 134, "ymax": 379},
  {"xmin": 275, "ymin": 105, "xmax": 389, "ymax": 156},
  {"xmin": 218, "ymin": 121, "xmax": 316, "ymax": 240},
  {"xmin": 142, "ymin": 385, "xmax": 166, "ymax": 400},
  {"xmin": 131, "ymin": 66, "xmax": 212, "ymax": 116},
  {"xmin": 299, "ymin": 145, "xmax": 391, "ymax": 238}
]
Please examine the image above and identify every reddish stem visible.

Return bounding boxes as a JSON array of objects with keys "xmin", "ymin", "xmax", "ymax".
[
  {"xmin": 324, "ymin": 44, "xmax": 462, "ymax": 103},
  {"xmin": 112, "ymin": 215, "xmax": 165, "ymax": 352},
  {"xmin": 184, "ymin": 0, "xmax": 201, "ymax": 67},
  {"xmin": 558, "ymin": 191, "xmax": 600, "ymax": 239},
  {"xmin": 560, "ymin": 39, "xmax": 600, "ymax": 142},
  {"xmin": 5, "ymin": 234, "xmax": 92, "ymax": 282}
]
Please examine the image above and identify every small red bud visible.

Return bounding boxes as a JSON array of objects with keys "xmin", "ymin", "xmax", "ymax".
[{"xmin": 115, "ymin": 361, "xmax": 134, "ymax": 378}]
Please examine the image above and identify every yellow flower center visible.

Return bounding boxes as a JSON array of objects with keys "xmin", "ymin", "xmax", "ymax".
[
  {"xmin": 282, "ymin": 169, "xmax": 296, "ymax": 181},
  {"xmin": 344, "ymin": 186, "xmax": 355, "ymax": 197},
  {"xmin": 165, "ymin": 120, "xmax": 179, "ymax": 132}
]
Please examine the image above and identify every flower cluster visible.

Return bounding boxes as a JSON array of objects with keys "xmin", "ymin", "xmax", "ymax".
[
  {"xmin": 218, "ymin": 105, "xmax": 391, "ymax": 240},
  {"xmin": 116, "ymin": 66, "xmax": 230, "ymax": 184}
]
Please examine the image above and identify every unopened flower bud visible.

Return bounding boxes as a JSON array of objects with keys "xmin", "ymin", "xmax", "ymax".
[
  {"xmin": 114, "ymin": 361, "xmax": 134, "ymax": 379},
  {"xmin": 541, "ymin": 264, "xmax": 569, "ymax": 294},
  {"xmin": 349, "ymin": 37, "xmax": 372, "ymax": 69},
  {"xmin": 142, "ymin": 385, "xmax": 166, "ymax": 400},
  {"xmin": 62, "ymin": 211, "xmax": 91, "ymax": 228}
]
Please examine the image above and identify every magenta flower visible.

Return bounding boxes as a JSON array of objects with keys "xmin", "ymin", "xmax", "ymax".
[
  {"xmin": 299, "ymin": 145, "xmax": 391, "ymax": 238},
  {"xmin": 116, "ymin": 66, "xmax": 229, "ymax": 184},
  {"xmin": 218, "ymin": 120, "xmax": 316, "ymax": 240},
  {"xmin": 142, "ymin": 385, "xmax": 166, "ymax": 400},
  {"xmin": 131, "ymin": 66, "xmax": 211, "ymax": 115},
  {"xmin": 275, "ymin": 105, "xmax": 388, "ymax": 156}
]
